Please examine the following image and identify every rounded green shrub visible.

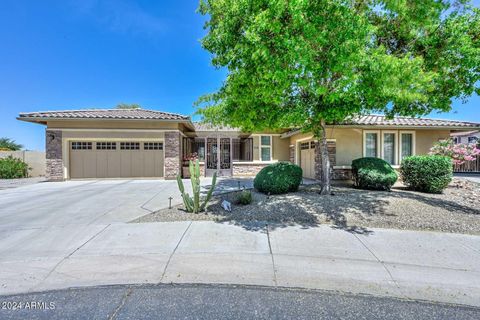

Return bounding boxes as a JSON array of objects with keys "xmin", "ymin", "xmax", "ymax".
[
  {"xmin": 400, "ymin": 155, "xmax": 452, "ymax": 194},
  {"xmin": 351, "ymin": 157, "xmax": 398, "ymax": 191},
  {"xmin": 254, "ymin": 162, "xmax": 303, "ymax": 194},
  {"xmin": 0, "ymin": 156, "xmax": 30, "ymax": 179}
]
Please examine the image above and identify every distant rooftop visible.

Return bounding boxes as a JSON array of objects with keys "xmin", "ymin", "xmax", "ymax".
[{"xmin": 193, "ymin": 122, "xmax": 240, "ymax": 132}]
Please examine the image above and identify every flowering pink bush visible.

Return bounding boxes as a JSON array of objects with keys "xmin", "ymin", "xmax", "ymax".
[{"xmin": 429, "ymin": 139, "xmax": 480, "ymax": 165}]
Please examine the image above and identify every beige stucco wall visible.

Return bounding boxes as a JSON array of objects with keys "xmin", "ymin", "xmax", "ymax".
[
  {"xmin": 273, "ymin": 136, "xmax": 290, "ymax": 161},
  {"xmin": 0, "ymin": 151, "xmax": 46, "ymax": 177},
  {"xmin": 416, "ymin": 129, "xmax": 450, "ymax": 154},
  {"xmin": 289, "ymin": 128, "xmax": 451, "ymax": 167},
  {"xmin": 47, "ymin": 120, "xmax": 182, "ymax": 130}
]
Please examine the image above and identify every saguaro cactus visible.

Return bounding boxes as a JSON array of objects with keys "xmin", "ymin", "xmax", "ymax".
[{"xmin": 176, "ymin": 159, "xmax": 217, "ymax": 213}]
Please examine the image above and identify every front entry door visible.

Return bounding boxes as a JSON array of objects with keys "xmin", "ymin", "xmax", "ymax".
[{"xmin": 206, "ymin": 137, "xmax": 232, "ymax": 177}]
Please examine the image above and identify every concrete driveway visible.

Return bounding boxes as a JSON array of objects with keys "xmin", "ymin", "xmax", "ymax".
[{"xmin": 0, "ymin": 179, "xmax": 186, "ymax": 229}]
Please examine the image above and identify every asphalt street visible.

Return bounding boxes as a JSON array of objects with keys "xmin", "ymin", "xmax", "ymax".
[{"xmin": 1, "ymin": 284, "xmax": 479, "ymax": 320}]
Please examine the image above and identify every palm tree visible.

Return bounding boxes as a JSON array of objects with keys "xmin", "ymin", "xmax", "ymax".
[
  {"xmin": 115, "ymin": 103, "xmax": 141, "ymax": 109},
  {"xmin": 0, "ymin": 137, "xmax": 23, "ymax": 151}
]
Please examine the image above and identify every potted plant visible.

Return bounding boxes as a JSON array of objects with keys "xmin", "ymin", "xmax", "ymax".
[{"xmin": 182, "ymin": 153, "xmax": 198, "ymax": 178}]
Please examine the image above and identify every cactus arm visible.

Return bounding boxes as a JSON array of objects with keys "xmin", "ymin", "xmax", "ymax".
[{"xmin": 200, "ymin": 171, "xmax": 217, "ymax": 212}]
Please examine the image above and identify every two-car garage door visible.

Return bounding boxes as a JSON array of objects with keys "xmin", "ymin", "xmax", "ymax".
[{"xmin": 69, "ymin": 141, "xmax": 164, "ymax": 179}]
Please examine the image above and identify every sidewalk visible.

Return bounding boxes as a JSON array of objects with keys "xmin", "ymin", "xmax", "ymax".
[{"xmin": 1, "ymin": 221, "xmax": 479, "ymax": 307}]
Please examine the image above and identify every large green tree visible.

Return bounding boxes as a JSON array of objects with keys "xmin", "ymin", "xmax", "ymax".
[{"xmin": 196, "ymin": 0, "xmax": 480, "ymax": 194}]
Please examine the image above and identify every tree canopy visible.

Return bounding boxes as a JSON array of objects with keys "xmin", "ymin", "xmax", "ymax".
[
  {"xmin": 196, "ymin": 0, "xmax": 480, "ymax": 134},
  {"xmin": 0, "ymin": 137, "xmax": 23, "ymax": 151},
  {"xmin": 116, "ymin": 103, "xmax": 141, "ymax": 109}
]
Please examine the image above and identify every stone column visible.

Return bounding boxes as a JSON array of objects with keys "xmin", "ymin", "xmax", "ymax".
[
  {"xmin": 164, "ymin": 131, "xmax": 182, "ymax": 179},
  {"xmin": 314, "ymin": 141, "xmax": 336, "ymax": 180},
  {"xmin": 46, "ymin": 130, "xmax": 64, "ymax": 181},
  {"xmin": 289, "ymin": 144, "xmax": 295, "ymax": 164}
]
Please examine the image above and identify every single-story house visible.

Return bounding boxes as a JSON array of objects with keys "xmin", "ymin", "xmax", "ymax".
[
  {"xmin": 451, "ymin": 130, "xmax": 480, "ymax": 145},
  {"xmin": 18, "ymin": 109, "xmax": 480, "ymax": 181}
]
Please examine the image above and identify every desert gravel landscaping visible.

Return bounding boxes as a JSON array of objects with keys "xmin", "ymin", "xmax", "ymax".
[{"xmin": 132, "ymin": 178, "xmax": 480, "ymax": 235}]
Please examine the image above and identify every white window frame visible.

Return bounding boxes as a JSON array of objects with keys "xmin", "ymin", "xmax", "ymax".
[
  {"xmin": 399, "ymin": 131, "xmax": 416, "ymax": 162},
  {"xmin": 381, "ymin": 130, "xmax": 398, "ymax": 165},
  {"xmin": 363, "ymin": 130, "xmax": 381, "ymax": 159},
  {"xmin": 260, "ymin": 135, "xmax": 272, "ymax": 162}
]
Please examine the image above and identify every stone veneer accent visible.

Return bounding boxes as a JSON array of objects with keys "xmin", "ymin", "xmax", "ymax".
[
  {"xmin": 164, "ymin": 131, "xmax": 182, "ymax": 179},
  {"xmin": 314, "ymin": 141, "xmax": 336, "ymax": 180},
  {"xmin": 46, "ymin": 130, "xmax": 64, "ymax": 181},
  {"xmin": 232, "ymin": 163, "xmax": 270, "ymax": 176},
  {"xmin": 332, "ymin": 168, "xmax": 352, "ymax": 180},
  {"xmin": 289, "ymin": 145, "xmax": 295, "ymax": 163}
]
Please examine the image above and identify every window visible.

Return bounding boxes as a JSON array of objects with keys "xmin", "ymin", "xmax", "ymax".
[
  {"xmin": 400, "ymin": 133, "xmax": 414, "ymax": 160},
  {"xmin": 382, "ymin": 132, "xmax": 396, "ymax": 165},
  {"xmin": 310, "ymin": 141, "xmax": 316, "ymax": 149},
  {"xmin": 71, "ymin": 142, "xmax": 92, "ymax": 150},
  {"xmin": 232, "ymin": 138, "xmax": 253, "ymax": 162},
  {"xmin": 364, "ymin": 132, "xmax": 379, "ymax": 157},
  {"xmin": 300, "ymin": 142, "xmax": 310, "ymax": 150},
  {"xmin": 193, "ymin": 139, "xmax": 206, "ymax": 161},
  {"xmin": 468, "ymin": 136, "xmax": 479, "ymax": 144},
  {"xmin": 260, "ymin": 136, "xmax": 271, "ymax": 161},
  {"xmin": 144, "ymin": 142, "xmax": 163, "ymax": 150},
  {"xmin": 120, "ymin": 142, "xmax": 140, "ymax": 150},
  {"xmin": 96, "ymin": 142, "xmax": 116, "ymax": 150}
]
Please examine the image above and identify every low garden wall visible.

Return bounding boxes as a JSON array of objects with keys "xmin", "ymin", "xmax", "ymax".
[{"xmin": 0, "ymin": 151, "xmax": 45, "ymax": 177}]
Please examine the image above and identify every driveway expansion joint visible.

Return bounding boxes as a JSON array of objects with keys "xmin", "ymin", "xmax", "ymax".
[
  {"xmin": 266, "ymin": 224, "xmax": 278, "ymax": 287},
  {"xmin": 32, "ymin": 224, "xmax": 112, "ymax": 289},
  {"xmin": 353, "ymin": 233, "xmax": 407, "ymax": 298},
  {"xmin": 159, "ymin": 221, "xmax": 193, "ymax": 283}
]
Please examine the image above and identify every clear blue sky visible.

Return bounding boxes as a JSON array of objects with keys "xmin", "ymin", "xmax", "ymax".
[{"xmin": 0, "ymin": 0, "xmax": 479, "ymax": 151}]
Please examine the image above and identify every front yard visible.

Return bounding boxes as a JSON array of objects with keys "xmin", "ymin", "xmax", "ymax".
[{"xmin": 132, "ymin": 177, "xmax": 480, "ymax": 235}]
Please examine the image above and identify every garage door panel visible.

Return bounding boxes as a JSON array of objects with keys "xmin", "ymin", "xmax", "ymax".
[
  {"xmin": 156, "ymin": 151, "xmax": 164, "ymax": 177},
  {"xmin": 107, "ymin": 152, "xmax": 121, "ymax": 178},
  {"xmin": 144, "ymin": 153, "xmax": 155, "ymax": 177},
  {"xmin": 131, "ymin": 152, "xmax": 144, "ymax": 177},
  {"xmin": 96, "ymin": 152, "xmax": 108, "ymax": 178},
  {"xmin": 300, "ymin": 141, "xmax": 316, "ymax": 179},
  {"xmin": 82, "ymin": 152, "xmax": 97, "ymax": 178},
  {"xmin": 70, "ymin": 151, "xmax": 83, "ymax": 179},
  {"xmin": 120, "ymin": 152, "xmax": 132, "ymax": 177}
]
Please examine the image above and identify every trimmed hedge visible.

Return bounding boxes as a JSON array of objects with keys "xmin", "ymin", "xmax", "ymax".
[
  {"xmin": 400, "ymin": 155, "xmax": 452, "ymax": 194},
  {"xmin": 352, "ymin": 157, "xmax": 398, "ymax": 191},
  {"xmin": 0, "ymin": 156, "xmax": 30, "ymax": 179},
  {"xmin": 254, "ymin": 162, "xmax": 303, "ymax": 194}
]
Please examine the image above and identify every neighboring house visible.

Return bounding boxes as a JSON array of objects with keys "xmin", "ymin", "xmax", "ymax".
[
  {"xmin": 451, "ymin": 130, "xmax": 480, "ymax": 145},
  {"xmin": 18, "ymin": 109, "xmax": 480, "ymax": 181}
]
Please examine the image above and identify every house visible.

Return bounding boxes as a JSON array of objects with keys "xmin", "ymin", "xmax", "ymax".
[
  {"xmin": 18, "ymin": 109, "xmax": 480, "ymax": 181},
  {"xmin": 451, "ymin": 130, "xmax": 480, "ymax": 145}
]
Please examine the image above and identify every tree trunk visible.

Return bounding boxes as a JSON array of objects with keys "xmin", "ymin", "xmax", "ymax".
[{"xmin": 318, "ymin": 119, "xmax": 331, "ymax": 195}]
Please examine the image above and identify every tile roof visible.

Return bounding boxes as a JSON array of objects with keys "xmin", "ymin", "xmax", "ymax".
[
  {"xmin": 18, "ymin": 109, "xmax": 190, "ymax": 121},
  {"xmin": 344, "ymin": 115, "xmax": 480, "ymax": 128},
  {"xmin": 281, "ymin": 115, "xmax": 480, "ymax": 138}
]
